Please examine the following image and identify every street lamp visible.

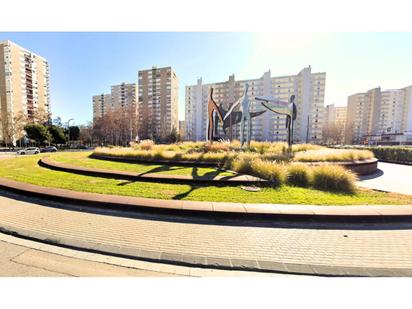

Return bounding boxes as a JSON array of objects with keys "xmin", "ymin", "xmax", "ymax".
[{"xmin": 67, "ymin": 118, "xmax": 74, "ymax": 148}]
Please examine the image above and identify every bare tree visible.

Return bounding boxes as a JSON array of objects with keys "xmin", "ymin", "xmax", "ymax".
[
  {"xmin": 1, "ymin": 111, "xmax": 28, "ymax": 148},
  {"xmin": 322, "ymin": 122, "xmax": 345, "ymax": 145},
  {"xmin": 92, "ymin": 104, "xmax": 138, "ymax": 146}
]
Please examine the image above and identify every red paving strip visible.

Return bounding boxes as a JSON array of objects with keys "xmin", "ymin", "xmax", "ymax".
[
  {"xmin": 39, "ymin": 157, "xmax": 266, "ymax": 184},
  {"xmin": 0, "ymin": 177, "xmax": 411, "ymax": 217}
]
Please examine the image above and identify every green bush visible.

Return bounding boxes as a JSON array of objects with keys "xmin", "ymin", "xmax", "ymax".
[
  {"xmin": 287, "ymin": 164, "xmax": 313, "ymax": 187},
  {"xmin": 312, "ymin": 165, "xmax": 357, "ymax": 194},
  {"xmin": 369, "ymin": 146, "xmax": 412, "ymax": 163}
]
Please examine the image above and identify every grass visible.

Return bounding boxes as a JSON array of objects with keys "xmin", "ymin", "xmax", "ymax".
[
  {"xmin": 0, "ymin": 154, "xmax": 411, "ymax": 205},
  {"xmin": 50, "ymin": 152, "xmax": 234, "ymax": 177}
]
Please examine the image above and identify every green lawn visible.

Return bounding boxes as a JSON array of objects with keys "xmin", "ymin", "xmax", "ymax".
[
  {"xmin": 0, "ymin": 154, "xmax": 411, "ymax": 205},
  {"xmin": 51, "ymin": 151, "xmax": 234, "ymax": 177}
]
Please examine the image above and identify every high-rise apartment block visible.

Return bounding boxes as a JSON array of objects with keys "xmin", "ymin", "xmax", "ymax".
[
  {"xmin": 0, "ymin": 40, "xmax": 50, "ymax": 144},
  {"xmin": 137, "ymin": 66, "xmax": 179, "ymax": 141},
  {"xmin": 185, "ymin": 66, "xmax": 325, "ymax": 143},
  {"xmin": 324, "ymin": 104, "xmax": 347, "ymax": 127},
  {"xmin": 92, "ymin": 82, "xmax": 137, "ymax": 123},
  {"xmin": 92, "ymin": 93, "xmax": 111, "ymax": 121},
  {"xmin": 110, "ymin": 83, "xmax": 138, "ymax": 111},
  {"xmin": 345, "ymin": 86, "xmax": 412, "ymax": 144}
]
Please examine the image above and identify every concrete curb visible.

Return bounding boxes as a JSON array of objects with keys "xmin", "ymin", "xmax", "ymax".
[
  {"xmin": 90, "ymin": 153, "xmax": 218, "ymax": 167},
  {"xmin": 0, "ymin": 177, "xmax": 412, "ymax": 217},
  {"xmin": 39, "ymin": 157, "xmax": 266, "ymax": 184}
]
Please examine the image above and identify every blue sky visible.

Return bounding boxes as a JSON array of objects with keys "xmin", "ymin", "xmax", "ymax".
[{"xmin": 1, "ymin": 32, "xmax": 412, "ymax": 125}]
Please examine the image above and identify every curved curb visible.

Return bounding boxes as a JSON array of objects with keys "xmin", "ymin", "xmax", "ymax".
[
  {"xmin": 90, "ymin": 153, "xmax": 219, "ymax": 167},
  {"xmin": 39, "ymin": 157, "xmax": 266, "ymax": 184},
  {"xmin": 296, "ymin": 158, "xmax": 378, "ymax": 175},
  {"xmin": 0, "ymin": 176, "xmax": 412, "ymax": 217}
]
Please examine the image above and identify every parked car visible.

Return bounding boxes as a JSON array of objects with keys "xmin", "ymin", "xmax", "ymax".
[
  {"xmin": 17, "ymin": 147, "xmax": 40, "ymax": 155},
  {"xmin": 41, "ymin": 146, "xmax": 58, "ymax": 153}
]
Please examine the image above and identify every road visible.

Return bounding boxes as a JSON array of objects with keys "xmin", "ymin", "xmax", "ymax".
[
  {"xmin": 0, "ymin": 235, "xmax": 172, "ymax": 277},
  {"xmin": 357, "ymin": 161, "xmax": 412, "ymax": 195}
]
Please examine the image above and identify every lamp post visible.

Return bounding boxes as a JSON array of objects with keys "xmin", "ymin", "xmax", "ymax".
[{"xmin": 67, "ymin": 118, "xmax": 74, "ymax": 149}]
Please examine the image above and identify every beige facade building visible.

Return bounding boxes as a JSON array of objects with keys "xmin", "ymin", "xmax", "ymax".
[
  {"xmin": 0, "ymin": 40, "xmax": 50, "ymax": 144},
  {"xmin": 324, "ymin": 104, "xmax": 347, "ymax": 127},
  {"xmin": 92, "ymin": 93, "xmax": 111, "ymax": 121},
  {"xmin": 185, "ymin": 66, "xmax": 326, "ymax": 143},
  {"xmin": 138, "ymin": 66, "xmax": 179, "ymax": 141},
  {"xmin": 345, "ymin": 86, "xmax": 412, "ymax": 144},
  {"xmin": 323, "ymin": 104, "xmax": 347, "ymax": 144},
  {"xmin": 110, "ymin": 83, "xmax": 138, "ymax": 111},
  {"xmin": 93, "ymin": 83, "xmax": 137, "ymax": 122}
]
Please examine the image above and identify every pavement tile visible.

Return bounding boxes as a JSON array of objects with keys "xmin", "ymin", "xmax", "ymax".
[
  {"xmin": 181, "ymin": 254, "xmax": 207, "ymax": 266},
  {"xmin": 205, "ymin": 256, "xmax": 232, "ymax": 268},
  {"xmin": 139, "ymin": 249, "xmax": 162, "ymax": 261},
  {"xmin": 283, "ymin": 263, "xmax": 315, "ymax": 275},
  {"xmin": 160, "ymin": 252, "xmax": 183, "ymax": 263},
  {"xmin": 230, "ymin": 258, "xmax": 260, "ymax": 270},
  {"xmin": 257, "ymin": 260, "xmax": 287, "ymax": 273}
]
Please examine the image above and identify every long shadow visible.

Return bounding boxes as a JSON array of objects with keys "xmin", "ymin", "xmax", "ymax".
[
  {"xmin": 171, "ymin": 167, "xmax": 232, "ymax": 200},
  {"xmin": 1, "ymin": 189, "xmax": 412, "ymax": 231},
  {"xmin": 359, "ymin": 169, "xmax": 384, "ymax": 181}
]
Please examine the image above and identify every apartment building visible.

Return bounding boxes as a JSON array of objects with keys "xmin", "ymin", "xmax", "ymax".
[
  {"xmin": 110, "ymin": 83, "xmax": 138, "ymax": 111},
  {"xmin": 185, "ymin": 66, "xmax": 326, "ymax": 143},
  {"xmin": 137, "ymin": 66, "xmax": 179, "ymax": 141},
  {"xmin": 345, "ymin": 86, "xmax": 412, "ymax": 144},
  {"xmin": 92, "ymin": 93, "xmax": 111, "ymax": 122},
  {"xmin": 0, "ymin": 40, "xmax": 50, "ymax": 144},
  {"xmin": 324, "ymin": 104, "xmax": 347, "ymax": 127},
  {"xmin": 92, "ymin": 83, "xmax": 137, "ymax": 121}
]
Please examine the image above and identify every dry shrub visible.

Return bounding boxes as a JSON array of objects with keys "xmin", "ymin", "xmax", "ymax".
[
  {"xmin": 249, "ymin": 158, "xmax": 286, "ymax": 187},
  {"xmin": 139, "ymin": 139, "xmax": 155, "ymax": 151},
  {"xmin": 287, "ymin": 164, "xmax": 313, "ymax": 187},
  {"xmin": 312, "ymin": 165, "xmax": 357, "ymax": 193},
  {"xmin": 294, "ymin": 149, "xmax": 374, "ymax": 162}
]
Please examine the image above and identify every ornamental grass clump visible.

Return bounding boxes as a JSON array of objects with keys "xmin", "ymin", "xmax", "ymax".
[
  {"xmin": 249, "ymin": 158, "xmax": 286, "ymax": 187},
  {"xmin": 228, "ymin": 153, "xmax": 257, "ymax": 175},
  {"xmin": 139, "ymin": 139, "xmax": 155, "ymax": 151},
  {"xmin": 312, "ymin": 165, "xmax": 357, "ymax": 194},
  {"xmin": 294, "ymin": 148, "xmax": 374, "ymax": 162},
  {"xmin": 286, "ymin": 164, "xmax": 313, "ymax": 187}
]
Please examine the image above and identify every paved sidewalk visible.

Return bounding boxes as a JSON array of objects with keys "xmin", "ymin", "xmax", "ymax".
[
  {"xmin": 357, "ymin": 162, "xmax": 412, "ymax": 195},
  {"xmin": 1, "ymin": 190, "xmax": 412, "ymax": 276}
]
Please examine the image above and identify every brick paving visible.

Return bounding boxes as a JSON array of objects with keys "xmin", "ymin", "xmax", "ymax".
[{"xmin": 1, "ymin": 191, "xmax": 412, "ymax": 276}]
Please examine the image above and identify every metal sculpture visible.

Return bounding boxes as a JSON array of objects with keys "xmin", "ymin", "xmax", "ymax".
[
  {"xmin": 219, "ymin": 105, "xmax": 265, "ymax": 139},
  {"xmin": 224, "ymin": 83, "xmax": 253, "ymax": 147},
  {"xmin": 255, "ymin": 94, "xmax": 297, "ymax": 147},
  {"xmin": 207, "ymin": 88, "xmax": 224, "ymax": 142}
]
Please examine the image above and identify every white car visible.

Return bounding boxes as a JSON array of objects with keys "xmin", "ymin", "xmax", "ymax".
[{"xmin": 17, "ymin": 147, "xmax": 40, "ymax": 155}]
